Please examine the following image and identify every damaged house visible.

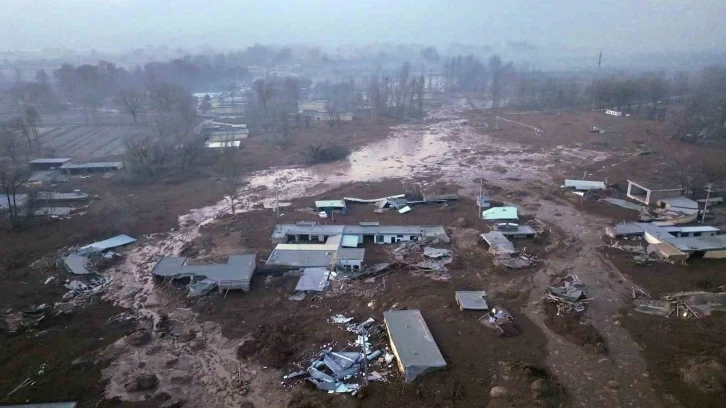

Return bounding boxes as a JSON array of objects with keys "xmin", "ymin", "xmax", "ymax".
[
  {"xmin": 151, "ymin": 254, "xmax": 257, "ymax": 292},
  {"xmin": 626, "ymin": 180, "xmax": 682, "ymax": 206},
  {"xmin": 607, "ymin": 223, "xmax": 726, "ymax": 260},
  {"xmin": 384, "ymin": 309, "xmax": 446, "ymax": 382}
]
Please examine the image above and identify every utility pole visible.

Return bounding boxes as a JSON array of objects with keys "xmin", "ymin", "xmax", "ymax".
[
  {"xmin": 275, "ymin": 180, "xmax": 280, "ymax": 219},
  {"xmin": 701, "ymin": 185, "xmax": 712, "ymax": 224},
  {"xmin": 591, "ymin": 51, "xmax": 602, "ymax": 112},
  {"xmin": 478, "ymin": 177, "xmax": 483, "ymax": 219}
]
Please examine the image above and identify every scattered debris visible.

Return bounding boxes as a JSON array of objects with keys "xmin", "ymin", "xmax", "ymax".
[
  {"xmin": 481, "ymin": 232, "xmax": 537, "ymax": 269},
  {"xmin": 634, "ymin": 291, "xmax": 726, "ymax": 318},
  {"xmin": 479, "ymin": 307, "xmax": 518, "ymax": 336},
  {"xmin": 389, "ymin": 239, "xmax": 454, "ymax": 272},
  {"xmin": 284, "ymin": 315, "xmax": 391, "ymax": 394},
  {"xmin": 62, "ymin": 276, "xmax": 113, "ymax": 301}
]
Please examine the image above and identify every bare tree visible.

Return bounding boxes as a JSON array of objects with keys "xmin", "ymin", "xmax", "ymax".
[
  {"xmin": 116, "ymin": 89, "xmax": 146, "ymax": 124},
  {"xmin": 220, "ymin": 149, "xmax": 245, "ymax": 216},
  {"xmin": 253, "ymin": 78, "xmax": 277, "ymax": 116},
  {"xmin": 0, "ymin": 163, "xmax": 33, "ymax": 228},
  {"xmin": 81, "ymin": 92, "xmax": 101, "ymax": 125},
  {"xmin": 0, "ymin": 122, "xmax": 26, "ymax": 164}
]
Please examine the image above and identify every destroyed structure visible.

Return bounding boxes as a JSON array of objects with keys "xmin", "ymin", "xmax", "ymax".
[
  {"xmin": 384, "ymin": 309, "xmax": 446, "ymax": 382},
  {"xmin": 626, "ymin": 180, "xmax": 682, "ymax": 205},
  {"xmin": 150, "ymin": 255, "xmax": 257, "ymax": 292},
  {"xmin": 607, "ymin": 222, "xmax": 725, "ymax": 259},
  {"xmin": 481, "ymin": 231, "xmax": 536, "ymax": 268}
]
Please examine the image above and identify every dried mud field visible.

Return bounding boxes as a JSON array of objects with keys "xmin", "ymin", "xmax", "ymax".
[{"xmin": 2, "ymin": 97, "xmax": 726, "ymax": 408}]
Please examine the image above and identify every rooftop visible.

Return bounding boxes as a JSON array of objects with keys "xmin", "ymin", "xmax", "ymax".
[
  {"xmin": 315, "ymin": 200, "xmax": 346, "ymax": 208},
  {"xmin": 60, "ymin": 162, "xmax": 123, "ymax": 169},
  {"xmin": 383, "ymin": 309, "xmax": 446, "ymax": 383},
  {"xmin": 482, "ymin": 207, "xmax": 519, "ymax": 220},
  {"xmin": 29, "ymin": 158, "xmax": 72, "ymax": 164}
]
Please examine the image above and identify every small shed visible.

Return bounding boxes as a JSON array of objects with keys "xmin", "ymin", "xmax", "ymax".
[
  {"xmin": 315, "ymin": 200, "xmax": 347, "ymax": 214},
  {"xmin": 29, "ymin": 158, "xmax": 72, "ymax": 171},
  {"xmin": 563, "ymin": 179, "xmax": 606, "ymax": 191},
  {"xmin": 384, "ymin": 309, "xmax": 446, "ymax": 382}
]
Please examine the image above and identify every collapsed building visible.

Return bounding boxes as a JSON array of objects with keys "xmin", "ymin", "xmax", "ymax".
[
  {"xmin": 607, "ymin": 222, "xmax": 726, "ymax": 260},
  {"xmin": 150, "ymin": 255, "xmax": 257, "ymax": 292}
]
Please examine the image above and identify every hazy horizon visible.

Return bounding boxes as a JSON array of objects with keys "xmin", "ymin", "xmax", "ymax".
[{"xmin": 1, "ymin": 0, "xmax": 724, "ymax": 55}]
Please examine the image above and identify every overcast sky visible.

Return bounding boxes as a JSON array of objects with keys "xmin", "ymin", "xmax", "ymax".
[{"xmin": 1, "ymin": 0, "xmax": 724, "ymax": 53}]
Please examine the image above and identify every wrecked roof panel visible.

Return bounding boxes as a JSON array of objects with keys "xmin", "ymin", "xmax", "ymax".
[
  {"xmin": 63, "ymin": 254, "xmax": 93, "ymax": 275},
  {"xmin": 657, "ymin": 196, "xmax": 699, "ymax": 210},
  {"xmin": 482, "ymin": 207, "xmax": 518, "ymax": 220},
  {"xmin": 29, "ymin": 158, "xmax": 73, "ymax": 164},
  {"xmin": 295, "ymin": 268, "xmax": 330, "ymax": 292},
  {"xmin": 384, "ymin": 309, "xmax": 446, "ymax": 383},
  {"xmin": 77, "ymin": 234, "xmax": 136, "ymax": 255},
  {"xmin": 455, "ymin": 291, "xmax": 489, "ymax": 310}
]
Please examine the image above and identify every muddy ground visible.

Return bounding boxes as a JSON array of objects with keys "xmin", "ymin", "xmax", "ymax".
[{"xmin": 2, "ymin": 96, "xmax": 726, "ymax": 407}]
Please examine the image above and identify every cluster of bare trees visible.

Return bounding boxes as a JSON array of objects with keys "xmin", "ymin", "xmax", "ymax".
[
  {"xmin": 0, "ymin": 163, "xmax": 35, "ymax": 228},
  {"xmin": 123, "ymin": 82, "xmax": 207, "ymax": 182},
  {"xmin": 368, "ymin": 62, "xmax": 426, "ymax": 120},
  {"xmin": 676, "ymin": 66, "xmax": 726, "ymax": 139}
]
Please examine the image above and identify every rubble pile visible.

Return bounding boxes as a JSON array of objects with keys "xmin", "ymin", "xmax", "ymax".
[
  {"xmin": 390, "ymin": 239, "xmax": 453, "ymax": 272},
  {"xmin": 283, "ymin": 315, "xmax": 395, "ymax": 394},
  {"xmin": 544, "ymin": 275, "xmax": 589, "ymax": 314}
]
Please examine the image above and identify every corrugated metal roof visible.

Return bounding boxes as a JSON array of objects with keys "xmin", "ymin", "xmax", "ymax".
[
  {"xmin": 482, "ymin": 207, "xmax": 518, "ymax": 220},
  {"xmin": 60, "ymin": 162, "xmax": 123, "ymax": 169},
  {"xmin": 151, "ymin": 255, "xmax": 256, "ymax": 290}
]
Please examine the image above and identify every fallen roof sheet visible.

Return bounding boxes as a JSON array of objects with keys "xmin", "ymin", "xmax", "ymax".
[
  {"xmin": 384, "ymin": 309, "xmax": 446, "ymax": 383},
  {"xmin": 563, "ymin": 179, "xmax": 606, "ymax": 190},
  {"xmin": 151, "ymin": 255, "xmax": 256, "ymax": 291},
  {"xmin": 34, "ymin": 207, "xmax": 75, "ymax": 216},
  {"xmin": 76, "ymin": 234, "xmax": 136, "ymax": 256},
  {"xmin": 62, "ymin": 254, "xmax": 93, "ymax": 275},
  {"xmin": 295, "ymin": 267, "xmax": 331, "ymax": 292},
  {"xmin": 658, "ymin": 196, "xmax": 699, "ymax": 210},
  {"xmin": 602, "ymin": 198, "xmax": 645, "ymax": 212},
  {"xmin": 455, "ymin": 291, "xmax": 489, "ymax": 310},
  {"xmin": 482, "ymin": 207, "xmax": 518, "ymax": 220},
  {"xmin": 343, "ymin": 194, "xmax": 406, "ymax": 203}
]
